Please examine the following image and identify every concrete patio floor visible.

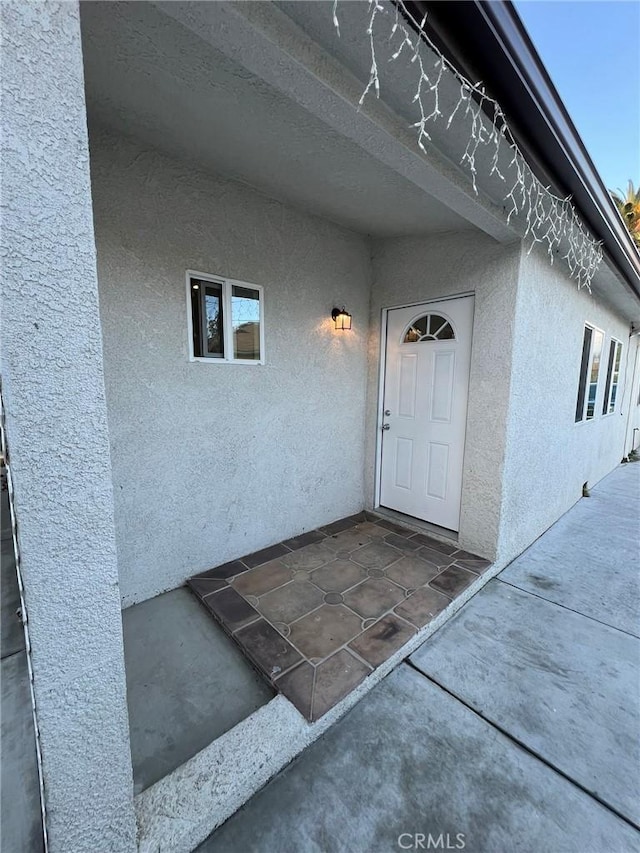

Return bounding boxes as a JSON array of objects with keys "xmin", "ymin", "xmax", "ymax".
[
  {"xmin": 1, "ymin": 484, "xmax": 45, "ymax": 853},
  {"xmin": 198, "ymin": 463, "xmax": 640, "ymax": 852},
  {"xmin": 123, "ymin": 587, "xmax": 274, "ymax": 794}
]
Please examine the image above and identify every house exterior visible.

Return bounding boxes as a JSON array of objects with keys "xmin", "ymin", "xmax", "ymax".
[{"xmin": 2, "ymin": 1, "xmax": 639, "ymax": 851}]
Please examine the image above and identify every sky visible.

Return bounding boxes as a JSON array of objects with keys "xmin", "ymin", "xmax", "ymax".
[{"xmin": 514, "ymin": 0, "xmax": 640, "ymax": 194}]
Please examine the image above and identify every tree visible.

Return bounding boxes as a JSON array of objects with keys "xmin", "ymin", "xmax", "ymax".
[{"xmin": 610, "ymin": 180, "xmax": 640, "ymax": 249}]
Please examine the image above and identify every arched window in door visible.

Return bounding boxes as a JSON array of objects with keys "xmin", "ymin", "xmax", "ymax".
[{"xmin": 402, "ymin": 313, "xmax": 455, "ymax": 343}]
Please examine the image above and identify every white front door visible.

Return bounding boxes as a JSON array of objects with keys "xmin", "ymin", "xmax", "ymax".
[{"xmin": 379, "ymin": 296, "xmax": 474, "ymax": 531}]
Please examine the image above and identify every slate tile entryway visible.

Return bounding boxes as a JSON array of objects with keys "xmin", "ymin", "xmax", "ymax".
[{"xmin": 188, "ymin": 513, "xmax": 491, "ymax": 721}]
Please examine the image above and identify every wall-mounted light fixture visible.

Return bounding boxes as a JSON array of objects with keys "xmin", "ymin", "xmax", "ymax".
[{"xmin": 331, "ymin": 306, "xmax": 352, "ymax": 331}]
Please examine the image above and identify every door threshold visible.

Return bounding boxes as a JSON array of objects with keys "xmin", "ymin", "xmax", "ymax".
[{"xmin": 371, "ymin": 506, "xmax": 459, "ymax": 545}]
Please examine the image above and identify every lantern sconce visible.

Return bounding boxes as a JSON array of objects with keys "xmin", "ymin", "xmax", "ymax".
[{"xmin": 331, "ymin": 306, "xmax": 352, "ymax": 331}]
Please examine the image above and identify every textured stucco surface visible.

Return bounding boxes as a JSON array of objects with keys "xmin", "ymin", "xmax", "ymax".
[
  {"xmin": 367, "ymin": 233, "xmax": 522, "ymax": 559},
  {"xmin": 498, "ymin": 245, "xmax": 635, "ymax": 564},
  {"xmin": 90, "ymin": 130, "xmax": 372, "ymax": 605},
  {"xmin": 625, "ymin": 334, "xmax": 640, "ymax": 455},
  {"xmin": 0, "ymin": 3, "xmax": 136, "ymax": 850}
]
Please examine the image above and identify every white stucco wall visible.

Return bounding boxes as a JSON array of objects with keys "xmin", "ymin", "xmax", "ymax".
[
  {"xmin": 0, "ymin": 4, "xmax": 136, "ymax": 851},
  {"xmin": 625, "ymin": 335, "xmax": 640, "ymax": 455},
  {"xmin": 89, "ymin": 130, "xmax": 372, "ymax": 606},
  {"xmin": 498, "ymin": 245, "xmax": 634, "ymax": 564},
  {"xmin": 367, "ymin": 233, "xmax": 523, "ymax": 560}
]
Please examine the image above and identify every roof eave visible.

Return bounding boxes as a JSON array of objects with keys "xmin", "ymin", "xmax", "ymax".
[{"xmin": 409, "ymin": 0, "xmax": 640, "ymax": 308}]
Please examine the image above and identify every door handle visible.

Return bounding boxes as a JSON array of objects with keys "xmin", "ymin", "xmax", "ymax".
[
  {"xmin": 384, "ymin": 410, "xmax": 391, "ymax": 416},
  {"xmin": 381, "ymin": 423, "xmax": 390, "ymax": 431}
]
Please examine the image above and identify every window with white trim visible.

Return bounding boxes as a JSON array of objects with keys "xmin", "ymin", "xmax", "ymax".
[
  {"xmin": 187, "ymin": 272, "xmax": 264, "ymax": 364},
  {"xmin": 575, "ymin": 324, "xmax": 604, "ymax": 422},
  {"xmin": 602, "ymin": 338, "xmax": 623, "ymax": 415}
]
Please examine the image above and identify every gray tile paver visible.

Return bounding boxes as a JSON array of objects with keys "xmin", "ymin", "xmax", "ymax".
[
  {"xmin": 190, "ymin": 512, "xmax": 492, "ymax": 719},
  {"xmin": 324, "ymin": 529, "xmax": 373, "ymax": 552},
  {"xmin": 386, "ymin": 554, "xmax": 442, "ymax": 589},
  {"xmin": 350, "ymin": 540, "xmax": 402, "ymax": 570},
  {"xmin": 258, "ymin": 581, "xmax": 324, "ymax": 625},
  {"xmin": 288, "ymin": 604, "xmax": 363, "ymax": 660},
  {"xmin": 394, "ymin": 585, "xmax": 451, "ymax": 627},
  {"xmin": 310, "ymin": 559, "xmax": 367, "ymax": 592},
  {"xmin": 281, "ymin": 542, "xmax": 335, "ymax": 571},
  {"xmin": 342, "ymin": 577, "xmax": 405, "ymax": 619}
]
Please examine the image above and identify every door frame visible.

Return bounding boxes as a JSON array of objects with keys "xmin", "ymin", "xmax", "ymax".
[{"xmin": 373, "ymin": 291, "xmax": 475, "ymax": 515}]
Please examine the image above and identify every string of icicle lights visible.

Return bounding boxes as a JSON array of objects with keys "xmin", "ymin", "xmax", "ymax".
[{"xmin": 332, "ymin": 0, "xmax": 603, "ymax": 290}]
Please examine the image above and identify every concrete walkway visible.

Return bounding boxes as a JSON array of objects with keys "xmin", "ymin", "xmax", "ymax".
[
  {"xmin": 198, "ymin": 464, "xmax": 640, "ymax": 853},
  {"xmin": 0, "ymin": 484, "xmax": 44, "ymax": 852}
]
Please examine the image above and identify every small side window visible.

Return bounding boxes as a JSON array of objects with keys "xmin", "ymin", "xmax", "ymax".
[
  {"xmin": 602, "ymin": 339, "xmax": 623, "ymax": 415},
  {"xmin": 188, "ymin": 273, "xmax": 263, "ymax": 364},
  {"xmin": 575, "ymin": 324, "xmax": 604, "ymax": 422}
]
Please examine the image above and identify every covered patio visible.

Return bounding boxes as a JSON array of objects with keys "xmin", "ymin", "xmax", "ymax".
[
  {"xmin": 80, "ymin": 0, "xmax": 519, "ymax": 603},
  {"xmin": 3, "ymin": 1, "xmax": 638, "ymax": 851},
  {"xmin": 77, "ymin": 2, "xmax": 517, "ymax": 824},
  {"xmin": 123, "ymin": 507, "xmax": 491, "ymax": 799},
  {"xmin": 79, "ymin": 1, "xmax": 640, "ymax": 846}
]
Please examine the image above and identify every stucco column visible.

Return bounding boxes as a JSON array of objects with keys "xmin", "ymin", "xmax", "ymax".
[{"xmin": 0, "ymin": 3, "xmax": 137, "ymax": 850}]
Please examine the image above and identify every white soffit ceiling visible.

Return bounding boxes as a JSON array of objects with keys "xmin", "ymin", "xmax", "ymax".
[{"xmin": 80, "ymin": 1, "xmax": 478, "ymax": 238}]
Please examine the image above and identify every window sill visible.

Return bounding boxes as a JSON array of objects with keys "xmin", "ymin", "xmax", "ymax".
[{"xmin": 189, "ymin": 357, "xmax": 264, "ymax": 366}]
